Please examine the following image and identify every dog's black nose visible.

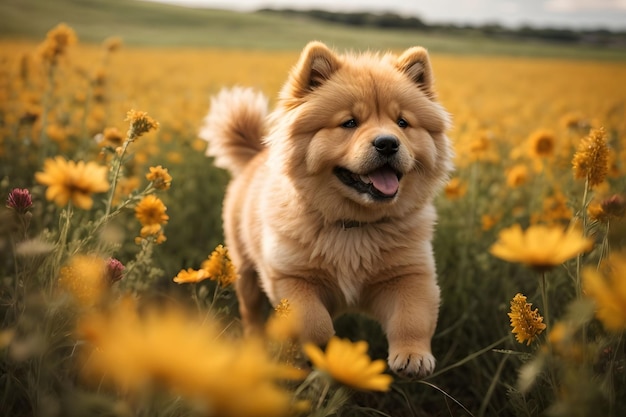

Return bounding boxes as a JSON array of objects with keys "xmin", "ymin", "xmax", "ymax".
[{"xmin": 373, "ymin": 136, "xmax": 399, "ymax": 156}]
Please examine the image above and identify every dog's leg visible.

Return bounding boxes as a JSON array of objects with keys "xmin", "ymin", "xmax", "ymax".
[
  {"xmin": 364, "ymin": 273, "xmax": 440, "ymax": 378},
  {"xmin": 274, "ymin": 277, "xmax": 335, "ymax": 345},
  {"xmin": 236, "ymin": 265, "xmax": 267, "ymax": 336}
]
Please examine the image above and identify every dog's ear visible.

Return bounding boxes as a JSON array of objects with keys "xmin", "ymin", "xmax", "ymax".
[
  {"xmin": 396, "ymin": 47, "xmax": 436, "ymax": 99},
  {"xmin": 284, "ymin": 41, "xmax": 341, "ymax": 99}
]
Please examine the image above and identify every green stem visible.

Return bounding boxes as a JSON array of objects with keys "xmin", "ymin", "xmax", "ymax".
[
  {"xmin": 104, "ymin": 139, "xmax": 132, "ymax": 219},
  {"xmin": 575, "ymin": 176, "xmax": 590, "ymax": 298},
  {"xmin": 55, "ymin": 204, "xmax": 73, "ymax": 266},
  {"xmin": 540, "ymin": 271, "xmax": 550, "ymax": 329}
]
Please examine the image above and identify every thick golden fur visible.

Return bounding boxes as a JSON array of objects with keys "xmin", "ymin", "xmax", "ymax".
[{"xmin": 199, "ymin": 41, "xmax": 453, "ymax": 377}]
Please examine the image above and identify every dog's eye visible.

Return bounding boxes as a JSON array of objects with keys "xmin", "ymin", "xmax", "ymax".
[
  {"xmin": 397, "ymin": 118, "xmax": 409, "ymax": 128},
  {"xmin": 342, "ymin": 119, "xmax": 358, "ymax": 128}
]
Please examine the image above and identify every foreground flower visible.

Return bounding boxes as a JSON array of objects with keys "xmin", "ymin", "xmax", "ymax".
[
  {"xmin": 201, "ymin": 244, "xmax": 238, "ymax": 287},
  {"xmin": 489, "ymin": 224, "xmax": 593, "ymax": 271},
  {"xmin": 78, "ymin": 298, "xmax": 304, "ymax": 417},
  {"xmin": 146, "ymin": 165, "xmax": 172, "ymax": 190},
  {"xmin": 572, "ymin": 127, "xmax": 609, "ymax": 187},
  {"xmin": 58, "ymin": 255, "xmax": 107, "ymax": 306},
  {"xmin": 125, "ymin": 109, "xmax": 159, "ymax": 141},
  {"xmin": 508, "ymin": 293, "xmax": 547, "ymax": 346},
  {"xmin": 303, "ymin": 337, "xmax": 393, "ymax": 392},
  {"xmin": 134, "ymin": 195, "xmax": 168, "ymax": 226},
  {"xmin": 35, "ymin": 156, "xmax": 110, "ymax": 209},
  {"xmin": 583, "ymin": 252, "xmax": 626, "ymax": 331},
  {"xmin": 6, "ymin": 188, "xmax": 33, "ymax": 213}
]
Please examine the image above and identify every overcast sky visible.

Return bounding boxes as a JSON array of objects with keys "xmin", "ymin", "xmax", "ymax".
[{"xmin": 144, "ymin": 0, "xmax": 626, "ymax": 30}]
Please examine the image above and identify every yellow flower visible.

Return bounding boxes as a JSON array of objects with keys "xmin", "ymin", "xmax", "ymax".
[
  {"xmin": 134, "ymin": 195, "xmax": 168, "ymax": 226},
  {"xmin": 103, "ymin": 36, "xmax": 122, "ymax": 53},
  {"xmin": 37, "ymin": 23, "xmax": 77, "ymax": 65},
  {"xmin": 77, "ymin": 298, "xmax": 304, "ymax": 417},
  {"xmin": 506, "ymin": 164, "xmax": 529, "ymax": 188},
  {"xmin": 35, "ymin": 156, "xmax": 110, "ymax": 210},
  {"xmin": 508, "ymin": 293, "xmax": 547, "ymax": 346},
  {"xmin": 489, "ymin": 224, "xmax": 593, "ymax": 271},
  {"xmin": 274, "ymin": 298, "xmax": 291, "ymax": 318},
  {"xmin": 201, "ymin": 244, "xmax": 238, "ymax": 287},
  {"xmin": 266, "ymin": 299, "xmax": 301, "ymax": 342},
  {"xmin": 146, "ymin": 165, "xmax": 172, "ymax": 190},
  {"xmin": 528, "ymin": 129, "xmax": 556, "ymax": 159},
  {"xmin": 303, "ymin": 337, "xmax": 393, "ymax": 392},
  {"xmin": 173, "ymin": 268, "xmax": 209, "ymax": 284},
  {"xmin": 58, "ymin": 255, "xmax": 107, "ymax": 307},
  {"xmin": 583, "ymin": 252, "xmax": 626, "ymax": 332},
  {"xmin": 125, "ymin": 109, "xmax": 158, "ymax": 141},
  {"xmin": 572, "ymin": 127, "xmax": 609, "ymax": 187},
  {"xmin": 444, "ymin": 177, "xmax": 467, "ymax": 200},
  {"xmin": 101, "ymin": 126, "xmax": 124, "ymax": 147}
]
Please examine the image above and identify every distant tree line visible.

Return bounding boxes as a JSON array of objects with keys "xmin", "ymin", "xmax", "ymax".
[{"xmin": 259, "ymin": 8, "xmax": 626, "ymax": 47}]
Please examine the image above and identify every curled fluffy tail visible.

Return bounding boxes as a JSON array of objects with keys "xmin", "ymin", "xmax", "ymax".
[{"xmin": 199, "ymin": 87, "xmax": 268, "ymax": 176}]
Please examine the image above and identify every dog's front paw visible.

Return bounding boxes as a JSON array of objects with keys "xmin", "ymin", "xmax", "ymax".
[{"xmin": 388, "ymin": 348, "xmax": 436, "ymax": 378}]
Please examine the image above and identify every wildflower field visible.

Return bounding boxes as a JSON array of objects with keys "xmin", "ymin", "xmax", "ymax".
[{"xmin": 1, "ymin": 22, "xmax": 626, "ymax": 417}]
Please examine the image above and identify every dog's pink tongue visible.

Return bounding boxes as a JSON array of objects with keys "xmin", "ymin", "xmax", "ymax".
[{"xmin": 368, "ymin": 166, "xmax": 399, "ymax": 196}]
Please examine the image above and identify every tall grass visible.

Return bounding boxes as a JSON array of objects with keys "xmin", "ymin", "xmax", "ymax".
[{"xmin": 1, "ymin": 24, "xmax": 625, "ymax": 417}]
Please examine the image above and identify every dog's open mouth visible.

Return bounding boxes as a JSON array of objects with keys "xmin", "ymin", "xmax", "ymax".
[{"xmin": 334, "ymin": 165, "xmax": 402, "ymax": 200}]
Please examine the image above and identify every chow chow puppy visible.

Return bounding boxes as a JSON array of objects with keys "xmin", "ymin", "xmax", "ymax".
[{"xmin": 199, "ymin": 41, "xmax": 453, "ymax": 377}]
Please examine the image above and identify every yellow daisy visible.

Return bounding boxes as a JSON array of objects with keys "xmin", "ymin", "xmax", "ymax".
[
  {"xmin": 35, "ymin": 156, "xmax": 110, "ymax": 210},
  {"xmin": 304, "ymin": 337, "xmax": 393, "ymax": 392},
  {"xmin": 490, "ymin": 224, "xmax": 593, "ymax": 271}
]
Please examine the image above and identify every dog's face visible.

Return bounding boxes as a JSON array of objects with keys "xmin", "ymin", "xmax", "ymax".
[{"xmin": 270, "ymin": 42, "xmax": 453, "ymax": 222}]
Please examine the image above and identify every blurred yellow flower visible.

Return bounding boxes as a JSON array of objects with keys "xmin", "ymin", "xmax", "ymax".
[
  {"xmin": 58, "ymin": 255, "xmax": 107, "ymax": 307},
  {"xmin": 37, "ymin": 23, "xmax": 77, "ymax": 65},
  {"xmin": 173, "ymin": 268, "xmax": 208, "ymax": 284},
  {"xmin": 102, "ymin": 36, "xmax": 122, "ymax": 53},
  {"xmin": 506, "ymin": 164, "xmax": 529, "ymax": 188},
  {"xmin": 77, "ymin": 298, "xmax": 304, "ymax": 417},
  {"xmin": 35, "ymin": 156, "xmax": 110, "ymax": 210},
  {"xmin": 444, "ymin": 177, "xmax": 467, "ymax": 200},
  {"xmin": 101, "ymin": 126, "xmax": 124, "ymax": 147},
  {"xmin": 508, "ymin": 293, "xmax": 546, "ymax": 346},
  {"xmin": 572, "ymin": 127, "xmax": 609, "ymax": 187},
  {"xmin": 146, "ymin": 165, "xmax": 172, "ymax": 190},
  {"xmin": 528, "ymin": 129, "xmax": 556, "ymax": 159},
  {"xmin": 134, "ymin": 195, "xmax": 168, "ymax": 226},
  {"xmin": 583, "ymin": 252, "xmax": 626, "ymax": 332},
  {"xmin": 201, "ymin": 244, "xmax": 238, "ymax": 287},
  {"xmin": 490, "ymin": 224, "xmax": 593, "ymax": 271},
  {"xmin": 303, "ymin": 337, "xmax": 393, "ymax": 392},
  {"xmin": 125, "ymin": 109, "xmax": 158, "ymax": 141}
]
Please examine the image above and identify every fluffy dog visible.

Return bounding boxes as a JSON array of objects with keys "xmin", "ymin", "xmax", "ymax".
[{"xmin": 200, "ymin": 41, "xmax": 453, "ymax": 377}]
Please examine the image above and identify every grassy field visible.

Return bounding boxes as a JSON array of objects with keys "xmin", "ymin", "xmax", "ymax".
[
  {"xmin": 2, "ymin": 0, "xmax": 626, "ymax": 59},
  {"xmin": 1, "ymin": 4, "xmax": 626, "ymax": 417}
]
